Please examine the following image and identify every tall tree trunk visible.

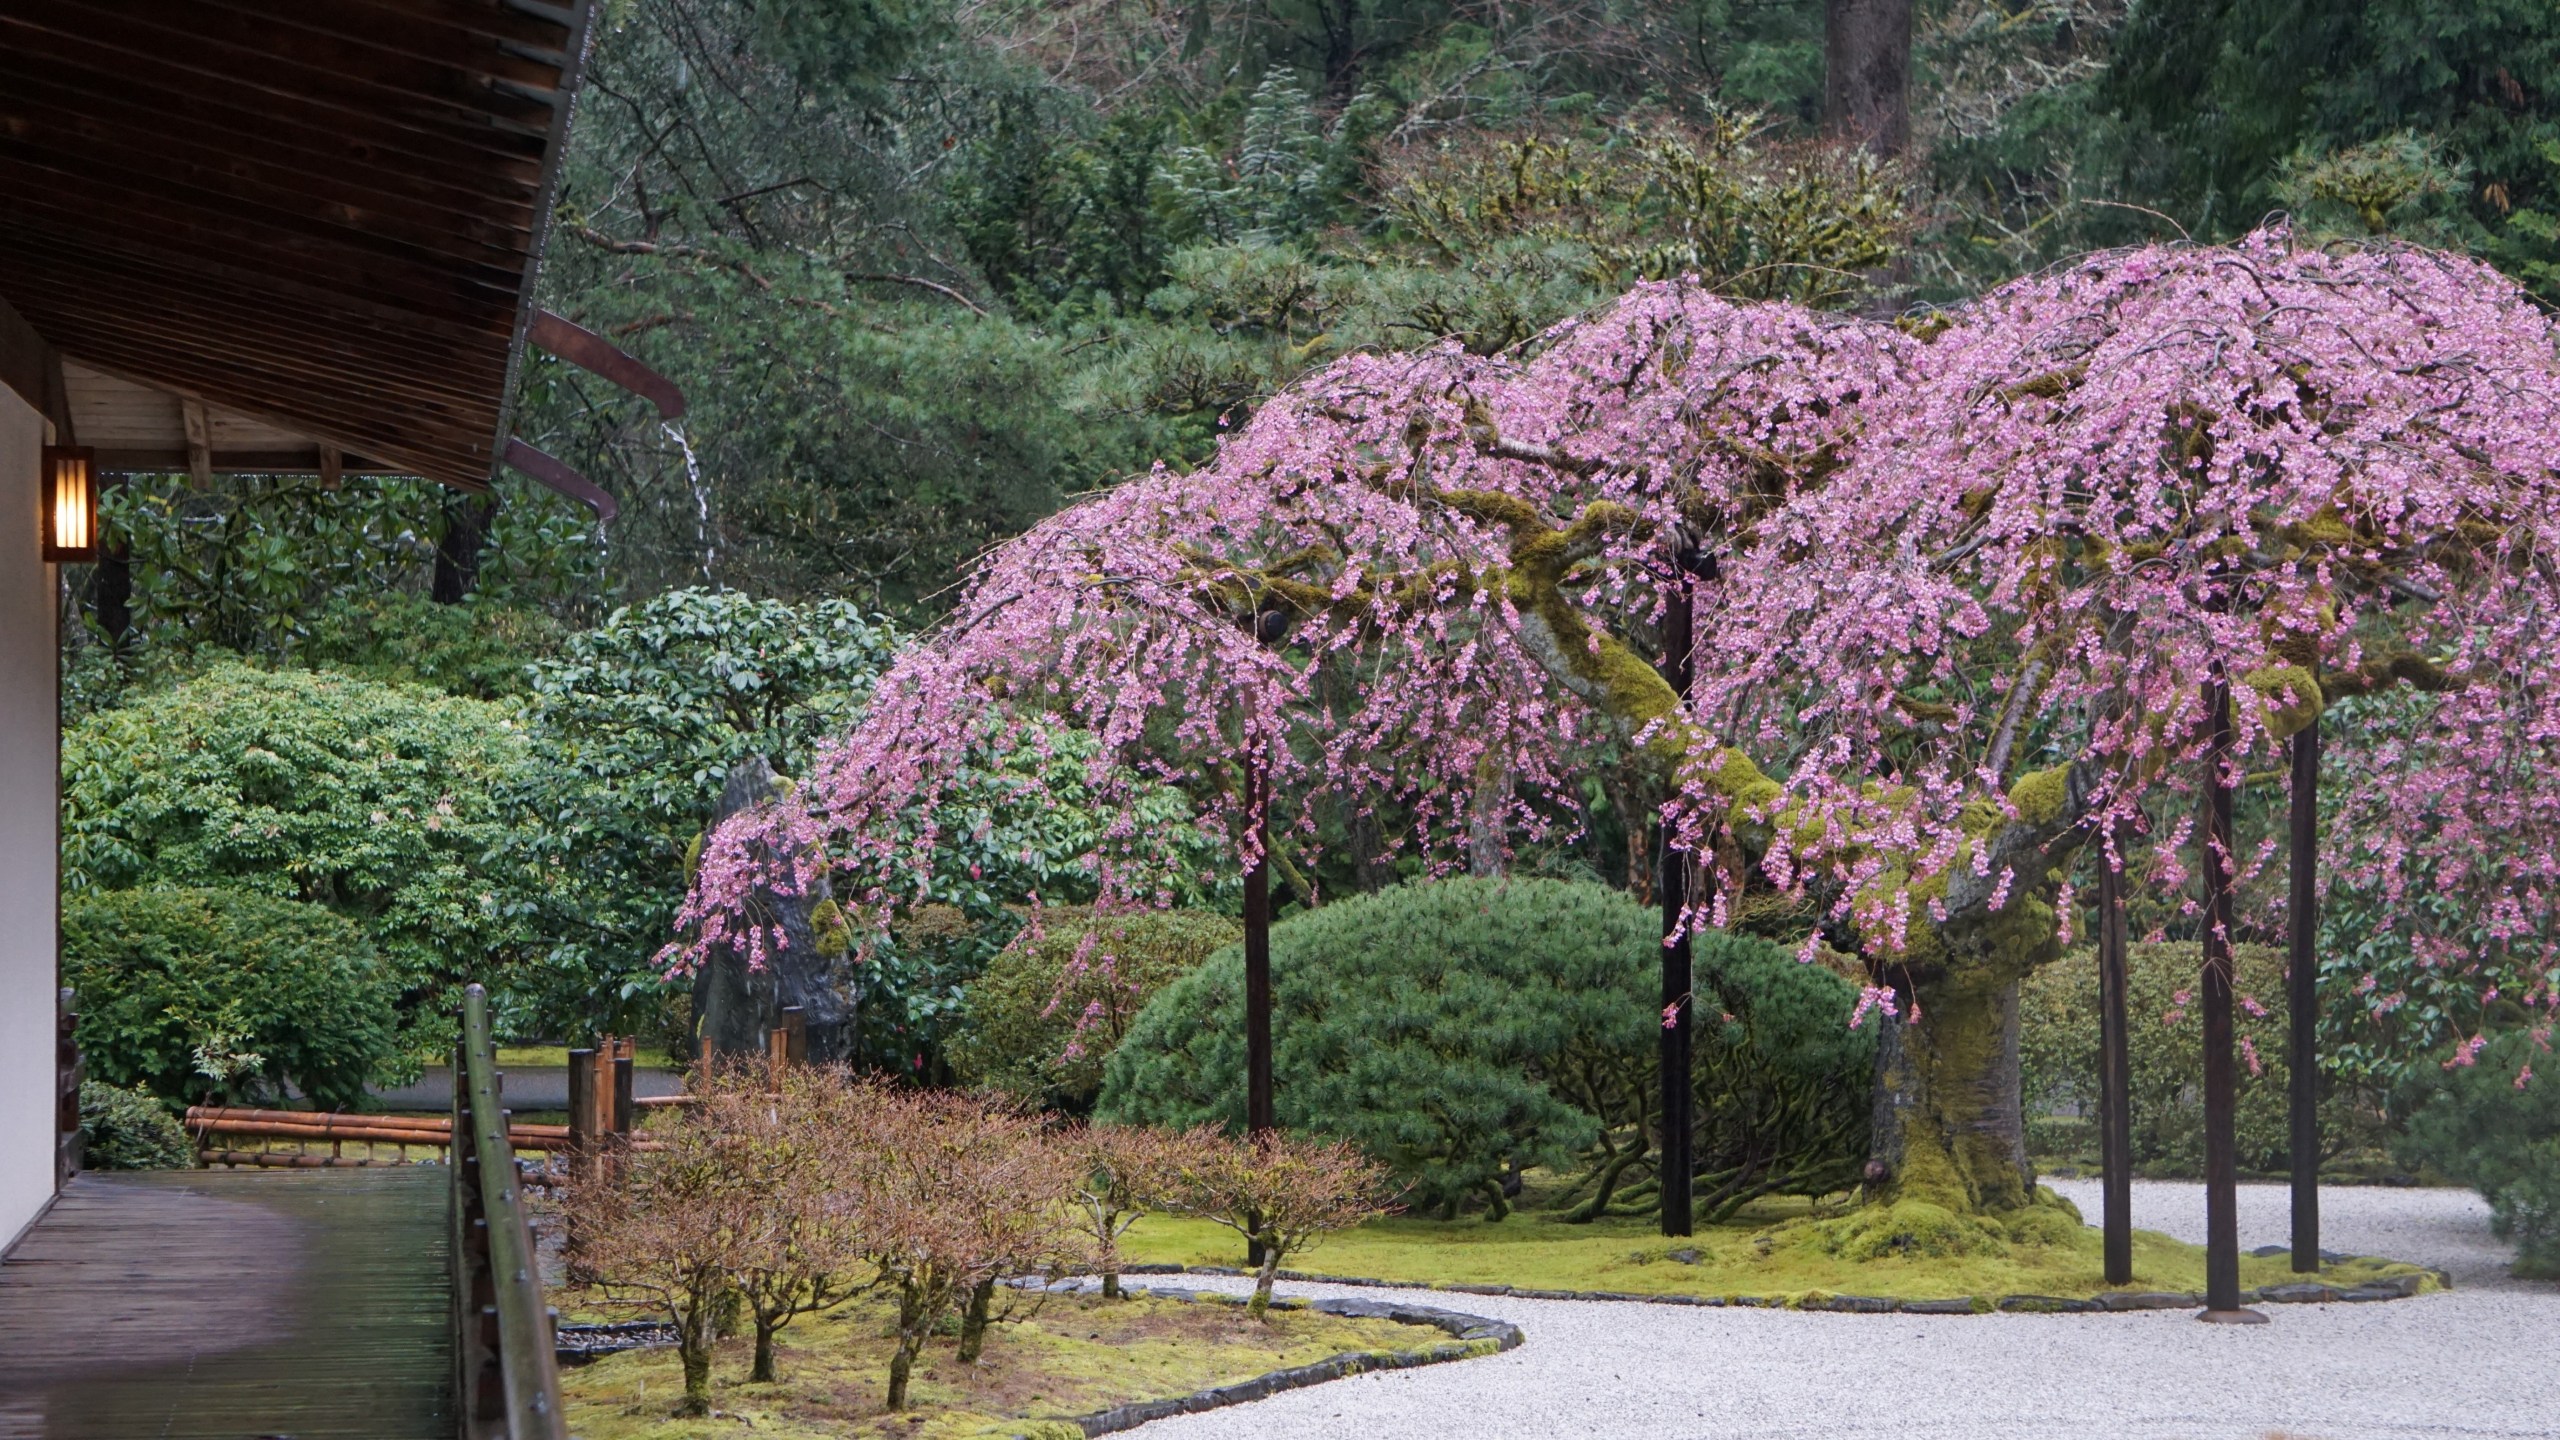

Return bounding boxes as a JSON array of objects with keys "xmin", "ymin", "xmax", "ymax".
[
  {"xmin": 1824, "ymin": 0, "xmax": 1912, "ymax": 157},
  {"xmin": 1865, "ymin": 968, "xmax": 2033, "ymax": 1212},
  {"xmin": 431, "ymin": 490, "xmax": 499, "ymax": 603}
]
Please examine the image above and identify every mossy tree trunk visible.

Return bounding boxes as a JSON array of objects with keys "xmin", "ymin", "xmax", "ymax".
[
  {"xmin": 679, "ymin": 1341, "xmax": 713, "ymax": 1417},
  {"xmin": 751, "ymin": 1317, "xmax": 780, "ymax": 1383},
  {"xmin": 956, "ymin": 1278, "xmax": 995, "ymax": 1363},
  {"xmin": 1866, "ymin": 969, "xmax": 2033, "ymax": 1212},
  {"xmin": 1468, "ymin": 497, "xmax": 2105, "ymax": 1223}
]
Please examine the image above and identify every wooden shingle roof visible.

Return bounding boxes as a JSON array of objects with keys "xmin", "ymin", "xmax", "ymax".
[{"xmin": 0, "ymin": 0, "xmax": 593, "ymax": 490}]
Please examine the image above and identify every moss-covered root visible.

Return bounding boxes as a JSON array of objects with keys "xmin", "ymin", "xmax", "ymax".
[{"xmin": 1789, "ymin": 1186, "xmax": 2086, "ymax": 1263}]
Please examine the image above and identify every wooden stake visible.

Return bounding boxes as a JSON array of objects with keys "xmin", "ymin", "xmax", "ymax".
[
  {"xmin": 2289, "ymin": 720, "xmax": 2322, "ymax": 1273},
  {"xmin": 2096, "ymin": 824, "xmax": 2133, "ymax": 1287},
  {"xmin": 1659, "ymin": 544, "xmax": 1699, "ymax": 1238},
  {"xmin": 180, "ymin": 396, "xmax": 212, "ymax": 489},
  {"xmin": 2198, "ymin": 677, "xmax": 2266, "ymax": 1323}
]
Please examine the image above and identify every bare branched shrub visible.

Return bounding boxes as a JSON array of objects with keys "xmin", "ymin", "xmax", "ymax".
[
  {"xmin": 854, "ymin": 1091, "xmax": 1087, "ymax": 1408},
  {"xmin": 1159, "ymin": 1131, "xmax": 1385, "ymax": 1319},
  {"xmin": 697, "ymin": 1066, "xmax": 872, "ymax": 1382},
  {"xmin": 1065, "ymin": 1123, "xmax": 1194, "ymax": 1298},
  {"xmin": 572, "ymin": 1102, "xmax": 755, "ymax": 1415}
]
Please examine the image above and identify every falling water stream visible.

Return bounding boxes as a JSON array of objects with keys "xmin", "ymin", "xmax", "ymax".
[{"xmin": 662, "ymin": 420, "xmax": 717, "ymax": 586}]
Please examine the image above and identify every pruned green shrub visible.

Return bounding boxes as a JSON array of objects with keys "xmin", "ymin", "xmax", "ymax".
[
  {"xmin": 78, "ymin": 1080, "xmax": 193, "ymax": 1171},
  {"xmin": 1095, "ymin": 877, "xmax": 1873, "ymax": 1222},
  {"xmin": 2021, "ymin": 942, "xmax": 2389, "ymax": 1175},
  {"xmin": 63, "ymin": 888, "xmax": 405, "ymax": 1110},
  {"xmin": 948, "ymin": 907, "xmax": 1241, "ymax": 1112},
  {"xmin": 2398, "ymin": 1029, "xmax": 2560, "ymax": 1278}
]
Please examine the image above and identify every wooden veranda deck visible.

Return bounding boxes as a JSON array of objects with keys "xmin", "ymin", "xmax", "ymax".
[{"xmin": 0, "ymin": 1168, "xmax": 452, "ymax": 1439}]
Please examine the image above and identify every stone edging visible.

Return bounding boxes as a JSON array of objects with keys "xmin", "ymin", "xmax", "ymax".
[
  {"xmin": 1037, "ymin": 1280, "xmax": 1523, "ymax": 1437},
  {"xmin": 1119, "ymin": 1262, "xmax": 2446, "ymax": 1313},
  {"xmin": 557, "ymin": 1281, "xmax": 1523, "ymax": 1434}
]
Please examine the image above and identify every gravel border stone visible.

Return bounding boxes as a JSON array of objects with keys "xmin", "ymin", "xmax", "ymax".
[{"xmin": 1120, "ymin": 1257, "xmax": 2439, "ymax": 1314}]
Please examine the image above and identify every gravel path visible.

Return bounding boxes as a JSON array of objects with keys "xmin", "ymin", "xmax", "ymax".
[{"xmin": 1126, "ymin": 1180, "xmax": 2556, "ymax": 1440}]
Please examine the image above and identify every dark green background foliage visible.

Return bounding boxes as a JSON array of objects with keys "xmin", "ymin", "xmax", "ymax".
[
  {"xmin": 2022, "ymin": 942, "xmax": 2389, "ymax": 1176},
  {"xmin": 77, "ymin": 1081, "xmax": 194, "ymax": 1172},
  {"xmin": 61, "ymin": 664, "xmax": 538, "ymax": 1029},
  {"xmin": 63, "ymin": 889, "xmax": 404, "ymax": 1110},
  {"xmin": 2399, "ymin": 1030, "xmax": 2560, "ymax": 1278},
  {"xmin": 948, "ymin": 907, "xmax": 1243, "ymax": 1111},
  {"xmin": 1098, "ymin": 877, "xmax": 1872, "ymax": 1220}
]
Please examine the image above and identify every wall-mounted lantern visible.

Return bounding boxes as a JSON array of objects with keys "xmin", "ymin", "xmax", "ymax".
[{"xmin": 42, "ymin": 445, "xmax": 97, "ymax": 563}]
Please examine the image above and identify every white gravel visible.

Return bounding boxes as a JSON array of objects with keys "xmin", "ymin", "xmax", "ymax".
[{"xmin": 1125, "ymin": 1180, "xmax": 2556, "ymax": 1440}]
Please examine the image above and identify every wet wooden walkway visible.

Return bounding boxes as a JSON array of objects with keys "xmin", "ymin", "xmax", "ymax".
[{"xmin": 0, "ymin": 1168, "xmax": 452, "ymax": 1439}]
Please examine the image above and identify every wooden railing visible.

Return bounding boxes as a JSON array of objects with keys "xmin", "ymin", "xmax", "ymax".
[{"xmin": 452, "ymin": 983, "xmax": 569, "ymax": 1440}]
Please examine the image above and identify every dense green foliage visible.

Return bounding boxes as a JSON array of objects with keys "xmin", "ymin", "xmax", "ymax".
[
  {"xmin": 516, "ymin": 589, "xmax": 901, "ymax": 1033},
  {"xmin": 2399, "ymin": 1030, "xmax": 2560, "ymax": 1278},
  {"xmin": 948, "ymin": 907, "xmax": 1243, "ymax": 1111},
  {"xmin": 845, "ymin": 731, "xmax": 1235, "ymax": 1078},
  {"xmin": 1097, "ymin": 878, "xmax": 1871, "ymax": 1221},
  {"xmin": 2022, "ymin": 942, "xmax": 2390, "ymax": 1176},
  {"xmin": 76, "ymin": 1081, "xmax": 193, "ymax": 1172},
  {"xmin": 61, "ymin": 663, "xmax": 538, "ymax": 1030},
  {"xmin": 63, "ymin": 888, "xmax": 404, "ymax": 1110}
]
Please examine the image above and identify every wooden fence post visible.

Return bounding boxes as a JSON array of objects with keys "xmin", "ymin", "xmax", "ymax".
[{"xmin": 566, "ymin": 1048, "xmax": 596, "ymax": 1185}]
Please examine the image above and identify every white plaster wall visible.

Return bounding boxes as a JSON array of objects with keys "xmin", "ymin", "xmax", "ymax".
[{"xmin": 0, "ymin": 385, "xmax": 57, "ymax": 1247}]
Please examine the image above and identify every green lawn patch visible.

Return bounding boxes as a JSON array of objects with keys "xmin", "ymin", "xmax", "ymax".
[
  {"xmin": 494, "ymin": 1044, "xmax": 676, "ymax": 1071},
  {"xmin": 1117, "ymin": 1191, "xmax": 2435, "ymax": 1306},
  {"xmin": 558, "ymin": 1289, "xmax": 1453, "ymax": 1439}
]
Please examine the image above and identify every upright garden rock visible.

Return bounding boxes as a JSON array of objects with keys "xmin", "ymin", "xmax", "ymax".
[{"xmin": 692, "ymin": 755, "xmax": 860, "ymax": 1062}]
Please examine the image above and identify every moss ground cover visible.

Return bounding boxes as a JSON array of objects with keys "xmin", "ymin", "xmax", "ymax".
[
  {"xmin": 557, "ymin": 1289, "xmax": 1440, "ymax": 1439},
  {"xmin": 1117, "ymin": 1191, "xmax": 2433, "ymax": 1305}
]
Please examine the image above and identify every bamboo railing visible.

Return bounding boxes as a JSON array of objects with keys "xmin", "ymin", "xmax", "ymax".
[{"xmin": 452, "ymin": 984, "xmax": 568, "ymax": 1440}]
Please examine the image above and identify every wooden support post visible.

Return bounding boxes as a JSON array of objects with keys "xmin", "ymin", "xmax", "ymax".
[
  {"xmin": 180, "ymin": 396, "xmax": 212, "ymax": 489},
  {"xmin": 2198, "ymin": 677, "xmax": 2266, "ymax": 1323},
  {"xmin": 1244, "ymin": 755, "xmax": 1274, "ymax": 1142},
  {"xmin": 1659, "ymin": 544, "xmax": 1699, "ymax": 1238},
  {"xmin": 767, "ymin": 1027, "xmax": 788, "ymax": 1088},
  {"xmin": 2096, "ymin": 826, "xmax": 2134, "ymax": 1287},
  {"xmin": 2290, "ymin": 720, "xmax": 2322, "ymax": 1273},
  {"xmin": 566, "ymin": 1047, "xmax": 595, "ymax": 1184},
  {"xmin": 782, "ymin": 1005, "xmax": 808, "ymax": 1065},
  {"xmin": 612, "ymin": 1053, "xmax": 635, "ymax": 1136}
]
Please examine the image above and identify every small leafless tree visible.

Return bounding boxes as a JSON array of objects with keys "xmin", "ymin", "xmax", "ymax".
[
  {"xmin": 855, "ymin": 1090, "xmax": 1087, "ymax": 1408},
  {"xmin": 572, "ymin": 1106, "xmax": 754, "ymax": 1416},
  {"xmin": 700, "ymin": 1067, "xmax": 871, "ymax": 1382},
  {"xmin": 1160, "ymin": 1130, "xmax": 1385, "ymax": 1319},
  {"xmin": 1065, "ymin": 1123, "xmax": 1193, "ymax": 1299}
]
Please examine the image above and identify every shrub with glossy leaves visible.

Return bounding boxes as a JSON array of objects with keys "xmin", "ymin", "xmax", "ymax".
[
  {"xmin": 63, "ymin": 888, "xmax": 404, "ymax": 1110},
  {"xmin": 61, "ymin": 662, "xmax": 538, "ymax": 1025},
  {"xmin": 77, "ymin": 1081, "xmax": 192, "ymax": 1171},
  {"xmin": 949, "ymin": 907, "xmax": 1242, "ymax": 1112}
]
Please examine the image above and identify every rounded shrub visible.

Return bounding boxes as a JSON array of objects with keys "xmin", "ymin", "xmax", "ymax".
[
  {"xmin": 1096, "ymin": 877, "xmax": 1874, "ymax": 1221},
  {"xmin": 79, "ymin": 1080, "xmax": 194, "ymax": 1171},
  {"xmin": 947, "ymin": 907, "xmax": 1241, "ymax": 1112},
  {"xmin": 64, "ymin": 888, "xmax": 404, "ymax": 1110},
  {"xmin": 2022, "ymin": 942, "xmax": 2389, "ymax": 1175},
  {"xmin": 2398, "ymin": 1030, "xmax": 2560, "ymax": 1278}
]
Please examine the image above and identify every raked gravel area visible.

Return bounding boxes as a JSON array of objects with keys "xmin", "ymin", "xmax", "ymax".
[{"xmin": 1123, "ymin": 1179, "xmax": 2556, "ymax": 1440}]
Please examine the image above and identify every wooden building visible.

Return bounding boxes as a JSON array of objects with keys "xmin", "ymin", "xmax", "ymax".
[{"xmin": 0, "ymin": 0, "xmax": 605, "ymax": 1252}]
